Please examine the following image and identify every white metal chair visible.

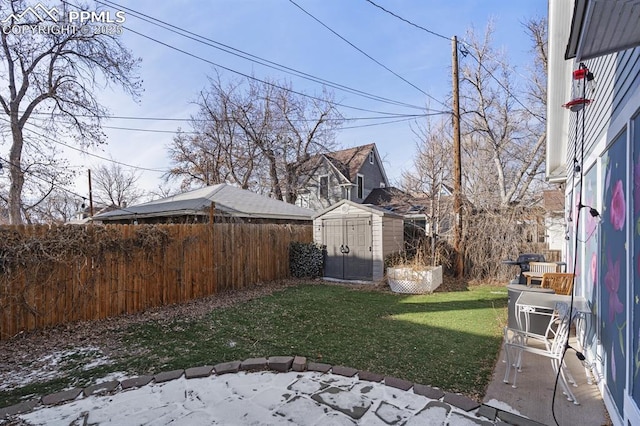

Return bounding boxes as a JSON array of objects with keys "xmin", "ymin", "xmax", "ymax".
[{"xmin": 503, "ymin": 302, "xmax": 579, "ymax": 405}]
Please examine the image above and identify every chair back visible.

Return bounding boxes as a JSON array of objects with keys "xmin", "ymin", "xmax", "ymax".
[
  {"xmin": 528, "ymin": 262, "xmax": 561, "ymax": 274},
  {"xmin": 541, "ymin": 273, "xmax": 575, "ymax": 295},
  {"xmin": 547, "ymin": 302, "xmax": 572, "ymax": 356}
]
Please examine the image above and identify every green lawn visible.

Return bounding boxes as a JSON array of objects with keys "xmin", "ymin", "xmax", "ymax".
[
  {"xmin": 1, "ymin": 283, "xmax": 508, "ymax": 407},
  {"xmin": 123, "ymin": 283, "xmax": 508, "ymax": 398}
]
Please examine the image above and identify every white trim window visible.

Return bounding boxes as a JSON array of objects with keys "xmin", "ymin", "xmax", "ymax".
[
  {"xmin": 357, "ymin": 174, "xmax": 364, "ymax": 199},
  {"xmin": 319, "ymin": 175, "xmax": 329, "ymax": 199},
  {"xmin": 369, "ymin": 151, "xmax": 374, "ymax": 164}
]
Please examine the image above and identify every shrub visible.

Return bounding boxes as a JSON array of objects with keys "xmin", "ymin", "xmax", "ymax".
[{"xmin": 289, "ymin": 242, "xmax": 325, "ymax": 278}]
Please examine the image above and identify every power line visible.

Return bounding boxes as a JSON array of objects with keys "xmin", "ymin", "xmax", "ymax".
[
  {"xmin": 462, "ymin": 49, "xmax": 545, "ymax": 123},
  {"xmin": 0, "ymin": 116, "xmax": 168, "ymax": 173},
  {"xmin": 362, "ymin": 0, "xmax": 545, "ymax": 123},
  {"xmin": 0, "ymin": 156, "xmax": 145, "ymax": 217},
  {"xmin": 340, "ymin": 116, "xmax": 419, "ymax": 130},
  {"xmin": 0, "ymin": 156, "xmax": 88, "ymax": 202},
  {"xmin": 123, "ymin": 25, "xmax": 430, "ymax": 118},
  {"xmin": 363, "ymin": 0, "xmax": 450, "ymax": 41},
  {"xmin": 288, "ymin": 0, "xmax": 446, "ymax": 108},
  {"xmin": 92, "ymin": 0, "xmax": 437, "ymax": 113},
  {"xmin": 28, "ymin": 111, "xmax": 431, "ymax": 123}
]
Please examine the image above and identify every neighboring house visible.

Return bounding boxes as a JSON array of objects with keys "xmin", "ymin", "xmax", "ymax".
[
  {"xmin": 68, "ymin": 203, "xmax": 119, "ymax": 224},
  {"xmin": 548, "ymin": 1, "xmax": 640, "ymax": 424},
  {"xmin": 92, "ymin": 183, "xmax": 315, "ymax": 224},
  {"xmin": 296, "ymin": 143, "xmax": 389, "ymax": 212},
  {"xmin": 362, "ymin": 186, "xmax": 453, "ymax": 241}
]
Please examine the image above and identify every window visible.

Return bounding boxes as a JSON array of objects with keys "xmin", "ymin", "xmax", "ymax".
[
  {"xmin": 297, "ymin": 193, "xmax": 309, "ymax": 208},
  {"xmin": 357, "ymin": 174, "xmax": 364, "ymax": 199},
  {"xmin": 369, "ymin": 151, "xmax": 374, "ymax": 164},
  {"xmin": 319, "ymin": 176, "xmax": 328, "ymax": 199}
]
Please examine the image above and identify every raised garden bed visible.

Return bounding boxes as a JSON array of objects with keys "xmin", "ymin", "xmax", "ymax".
[{"xmin": 387, "ymin": 265, "xmax": 443, "ymax": 294}]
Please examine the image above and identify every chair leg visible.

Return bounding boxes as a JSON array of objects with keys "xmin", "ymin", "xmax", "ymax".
[
  {"xmin": 503, "ymin": 347, "xmax": 512, "ymax": 384},
  {"xmin": 551, "ymin": 359, "xmax": 580, "ymax": 405}
]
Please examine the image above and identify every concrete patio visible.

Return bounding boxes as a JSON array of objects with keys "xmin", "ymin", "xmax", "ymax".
[{"xmin": 483, "ymin": 335, "xmax": 610, "ymax": 425}]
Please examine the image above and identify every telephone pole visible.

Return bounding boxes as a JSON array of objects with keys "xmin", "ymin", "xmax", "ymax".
[
  {"xmin": 451, "ymin": 36, "xmax": 464, "ymax": 278},
  {"xmin": 88, "ymin": 169, "xmax": 94, "ymax": 217}
]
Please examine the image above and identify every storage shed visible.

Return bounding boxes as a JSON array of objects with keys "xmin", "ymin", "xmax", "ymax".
[{"xmin": 313, "ymin": 200, "xmax": 404, "ymax": 282}]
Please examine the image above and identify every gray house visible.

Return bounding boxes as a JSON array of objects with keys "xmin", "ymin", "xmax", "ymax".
[
  {"xmin": 92, "ymin": 184, "xmax": 315, "ymax": 224},
  {"xmin": 548, "ymin": 0, "xmax": 640, "ymax": 423},
  {"xmin": 296, "ymin": 143, "xmax": 389, "ymax": 212}
]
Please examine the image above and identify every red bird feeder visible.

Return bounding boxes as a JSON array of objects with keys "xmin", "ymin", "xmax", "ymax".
[{"xmin": 563, "ymin": 66, "xmax": 594, "ymax": 112}]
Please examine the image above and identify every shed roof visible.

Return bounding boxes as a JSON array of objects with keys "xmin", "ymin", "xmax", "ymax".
[
  {"xmin": 93, "ymin": 184, "xmax": 315, "ymax": 222},
  {"xmin": 312, "ymin": 199, "xmax": 404, "ymax": 220}
]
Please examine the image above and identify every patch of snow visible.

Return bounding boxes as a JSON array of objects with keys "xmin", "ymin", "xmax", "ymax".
[
  {"xmin": 95, "ymin": 371, "xmax": 128, "ymax": 383},
  {"xmin": 0, "ymin": 346, "xmax": 113, "ymax": 392}
]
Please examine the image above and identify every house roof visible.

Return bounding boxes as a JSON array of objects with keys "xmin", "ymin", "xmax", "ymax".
[
  {"xmin": 325, "ymin": 144, "xmax": 376, "ymax": 181},
  {"xmin": 565, "ymin": 0, "xmax": 640, "ymax": 60},
  {"xmin": 298, "ymin": 143, "xmax": 388, "ymax": 186},
  {"xmin": 92, "ymin": 184, "xmax": 315, "ymax": 222},
  {"xmin": 312, "ymin": 199, "xmax": 404, "ymax": 220},
  {"xmin": 363, "ymin": 187, "xmax": 430, "ymax": 215}
]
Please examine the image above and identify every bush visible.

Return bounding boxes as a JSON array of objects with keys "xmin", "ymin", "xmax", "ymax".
[{"xmin": 289, "ymin": 242, "xmax": 325, "ymax": 278}]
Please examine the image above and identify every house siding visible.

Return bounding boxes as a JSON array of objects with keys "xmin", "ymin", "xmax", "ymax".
[
  {"xmin": 567, "ymin": 49, "xmax": 640, "ymax": 169},
  {"xmin": 301, "ymin": 161, "xmax": 350, "ymax": 212},
  {"xmin": 350, "ymin": 153, "xmax": 388, "ymax": 203},
  {"xmin": 561, "ymin": 46, "xmax": 640, "ymax": 425}
]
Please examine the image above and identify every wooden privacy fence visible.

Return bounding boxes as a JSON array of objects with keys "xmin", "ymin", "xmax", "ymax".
[{"xmin": 0, "ymin": 223, "xmax": 312, "ymax": 340}]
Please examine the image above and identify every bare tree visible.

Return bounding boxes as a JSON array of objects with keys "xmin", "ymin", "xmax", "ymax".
[
  {"xmin": 459, "ymin": 21, "xmax": 546, "ymax": 209},
  {"xmin": 0, "ymin": 0, "xmax": 141, "ymax": 224},
  {"xmin": 401, "ymin": 119, "xmax": 454, "ymax": 260},
  {"xmin": 148, "ymin": 183, "xmax": 180, "ymax": 201},
  {"xmin": 0, "ymin": 142, "xmax": 75, "ymax": 223},
  {"xmin": 92, "ymin": 163, "xmax": 144, "ymax": 208},
  {"xmin": 523, "ymin": 17, "xmax": 547, "ymax": 116},
  {"xmin": 401, "ymin": 19, "xmax": 548, "ymax": 280},
  {"xmin": 403, "ymin": 119, "xmax": 452, "ymax": 200},
  {"xmin": 166, "ymin": 74, "xmax": 343, "ymax": 202},
  {"xmin": 24, "ymin": 188, "xmax": 80, "ymax": 223}
]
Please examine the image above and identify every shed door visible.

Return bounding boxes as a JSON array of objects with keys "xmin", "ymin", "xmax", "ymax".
[
  {"xmin": 322, "ymin": 217, "xmax": 372, "ymax": 281},
  {"xmin": 322, "ymin": 218, "xmax": 345, "ymax": 279}
]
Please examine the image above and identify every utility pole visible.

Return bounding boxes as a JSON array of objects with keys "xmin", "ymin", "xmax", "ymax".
[
  {"xmin": 88, "ymin": 169, "xmax": 94, "ymax": 217},
  {"xmin": 451, "ymin": 36, "xmax": 464, "ymax": 278}
]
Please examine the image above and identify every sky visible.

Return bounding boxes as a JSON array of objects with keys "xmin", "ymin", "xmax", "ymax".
[{"xmin": 15, "ymin": 0, "xmax": 549, "ymax": 201}]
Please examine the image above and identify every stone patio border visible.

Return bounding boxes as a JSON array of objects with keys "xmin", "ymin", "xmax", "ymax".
[{"xmin": 0, "ymin": 355, "xmax": 542, "ymax": 425}]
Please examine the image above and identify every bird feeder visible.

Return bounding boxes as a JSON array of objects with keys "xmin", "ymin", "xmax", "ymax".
[{"xmin": 563, "ymin": 65, "xmax": 593, "ymax": 112}]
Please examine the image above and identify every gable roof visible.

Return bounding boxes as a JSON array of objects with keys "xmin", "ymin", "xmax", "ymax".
[
  {"xmin": 298, "ymin": 143, "xmax": 388, "ymax": 187},
  {"xmin": 312, "ymin": 199, "xmax": 404, "ymax": 220},
  {"xmin": 363, "ymin": 187, "xmax": 429, "ymax": 214},
  {"xmin": 325, "ymin": 143, "xmax": 376, "ymax": 181},
  {"xmin": 92, "ymin": 184, "xmax": 314, "ymax": 222}
]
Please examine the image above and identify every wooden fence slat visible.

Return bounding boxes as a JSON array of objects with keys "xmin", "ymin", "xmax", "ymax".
[{"xmin": 0, "ymin": 223, "xmax": 312, "ymax": 339}]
